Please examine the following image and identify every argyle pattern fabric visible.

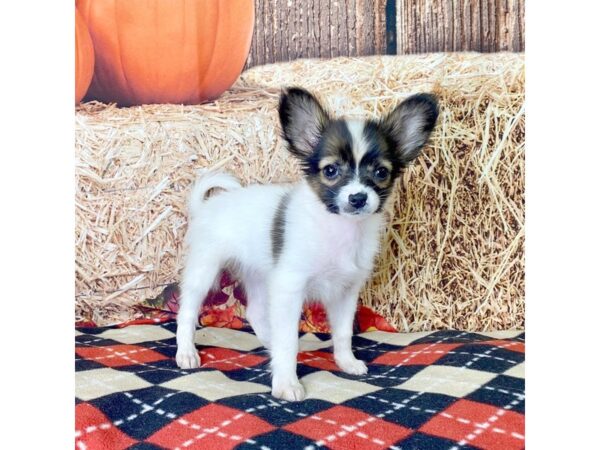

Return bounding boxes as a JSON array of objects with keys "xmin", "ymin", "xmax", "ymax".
[{"xmin": 75, "ymin": 322, "xmax": 525, "ymax": 449}]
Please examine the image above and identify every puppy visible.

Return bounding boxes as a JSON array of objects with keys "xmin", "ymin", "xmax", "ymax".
[{"xmin": 176, "ymin": 87, "xmax": 439, "ymax": 401}]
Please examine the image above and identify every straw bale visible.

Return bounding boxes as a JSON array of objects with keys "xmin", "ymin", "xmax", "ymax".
[{"xmin": 75, "ymin": 53, "xmax": 524, "ymax": 331}]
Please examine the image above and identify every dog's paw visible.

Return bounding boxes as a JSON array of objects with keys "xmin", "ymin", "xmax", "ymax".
[
  {"xmin": 336, "ymin": 357, "xmax": 368, "ymax": 375},
  {"xmin": 272, "ymin": 381, "xmax": 306, "ymax": 402},
  {"xmin": 176, "ymin": 347, "xmax": 201, "ymax": 369}
]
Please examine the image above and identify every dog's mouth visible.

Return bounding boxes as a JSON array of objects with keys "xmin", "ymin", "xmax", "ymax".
[{"xmin": 340, "ymin": 205, "xmax": 373, "ymax": 217}]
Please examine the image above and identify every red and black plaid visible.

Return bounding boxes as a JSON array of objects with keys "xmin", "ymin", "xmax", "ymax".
[{"xmin": 76, "ymin": 322, "xmax": 525, "ymax": 449}]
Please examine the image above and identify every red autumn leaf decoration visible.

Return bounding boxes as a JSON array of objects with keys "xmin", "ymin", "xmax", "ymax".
[
  {"xmin": 200, "ymin": 304, "xmax": 244, "ymax": 329},
  {"xmin": 116, "ymin": 273, "xmax": 397, "ymax": 334},
  {"xmin": 356, "ymin": 305, "xmax": 397, "ymax": 332},
  {"xmin": 300, "ymin": 302, "xmax": 330, "ymax": 333}
]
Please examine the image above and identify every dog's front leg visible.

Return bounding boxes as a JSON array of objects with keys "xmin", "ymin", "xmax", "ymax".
[
  {"xmin": 326, "ymin": 284, "xmax": 368, "ymax": 375},
  {"xmin": 268, "ymin": 273, "xmax": 306, "ymax": 401}
]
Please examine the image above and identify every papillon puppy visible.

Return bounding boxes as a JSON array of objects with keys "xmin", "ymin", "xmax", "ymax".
[{"xmin": 176, "ymin": 87, "xmax": 439, "ymax": 401}]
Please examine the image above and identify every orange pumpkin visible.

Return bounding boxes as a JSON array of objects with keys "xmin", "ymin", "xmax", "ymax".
[
  {"xmin": 75, "ymin": 8, "xmax": 94, "ymax": 105},
  {"xmin": 76, "ymin": 0, "xmax": 255, "ymax": 106}
]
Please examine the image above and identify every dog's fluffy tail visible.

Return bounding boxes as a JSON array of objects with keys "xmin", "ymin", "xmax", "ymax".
[{"xmin": 188, "ymin": 169, "xmax": 241, "ymax": 218}]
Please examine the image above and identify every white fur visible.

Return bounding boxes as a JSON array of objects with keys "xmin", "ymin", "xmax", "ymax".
[
  {"xmin": 176, "ymin": 171, "xmax": 384, "ymax": 401},
  {"xmin": 336, "ymin": 120, "xmax": 380, "ymax": 216},
  {"xmin": 336, "ymin": 179, "xmax": 380, "ymax": 216},
  {"xmin": 346, "ymin": 119, "xmax": 369, "ymax": 163}
]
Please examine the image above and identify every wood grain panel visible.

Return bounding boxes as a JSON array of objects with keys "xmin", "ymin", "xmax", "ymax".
[
  {"xmin": 245, "ymin": 0, "xmax": 524, "ymax": 68},
  {"xmin": 245, "ymin": 0, "xmax": 387, "ymax": 68},
  {"xmin": 396, "ymin": 0, "xmax": 524, "ymax": 54}
]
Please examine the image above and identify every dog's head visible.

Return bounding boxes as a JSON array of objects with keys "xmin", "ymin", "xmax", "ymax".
[{"xmin": 279, "ymin": 87, "xmax": 439, "ymax": 217}]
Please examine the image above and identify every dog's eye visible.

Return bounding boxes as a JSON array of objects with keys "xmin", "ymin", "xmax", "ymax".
[
  {"xmin": 374, "ymin": 167, "xmax": 389, "ymax": 180},
  {"xmin": 323, "ymin": 164, "xmax": 339, "ymax": 179}
]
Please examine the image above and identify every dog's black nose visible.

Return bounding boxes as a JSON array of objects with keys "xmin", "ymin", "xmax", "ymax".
[{"xmin": 348, "ymin": 192, "xmax": 367, "ymax": 209}]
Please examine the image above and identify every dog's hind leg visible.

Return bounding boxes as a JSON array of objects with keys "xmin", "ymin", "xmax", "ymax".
[{"xmin": 176, "ymin": 250, "xmax": 221, "ymax": 369}]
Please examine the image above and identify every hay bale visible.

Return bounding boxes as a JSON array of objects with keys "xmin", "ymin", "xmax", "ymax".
[{"xmin": 75, "ymin": 53, "xmax": 524, "ymax": 331}]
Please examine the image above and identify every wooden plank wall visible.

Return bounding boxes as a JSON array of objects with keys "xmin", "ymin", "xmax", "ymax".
[
  {"xmin": 245, "ymin": 0, "xmax": 524, "ymax": 68},
  {"xmin": 396, "ymin": 0, "xmax": 525, "ymax": 53}
]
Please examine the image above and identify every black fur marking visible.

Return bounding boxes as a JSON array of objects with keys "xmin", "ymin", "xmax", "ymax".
[
  {"xmin": 303, "ymin": 120, "xmax": 355, "ymax": 214},
  {"xmin": 379, "ymin": 93, "xmax": 439, "ymax": 167},
  {"xmin": 271, "ymin": 192, "xmax": 291, "ymax": 262},
  {"xmin": 362, "ymin": 121, "xmax": 403, "ymax": 177},
  {"xmin": 277, "ymin": 87, "xmax": 439, "ymax": 216},
  {"xmin": 304, "ymin": 120, "xmax": 355, "ymax": 172},
  {"xmin": 360, "ymin": 121, "xmax": 402, "ymax": 212},
  {"xmin": 278, "ymin": 87, "xmax": 330, "ymax": 158}
]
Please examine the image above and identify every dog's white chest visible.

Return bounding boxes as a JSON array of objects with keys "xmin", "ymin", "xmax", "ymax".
[{"xmin": 304, "ymin": 219, "xmax": 378, "ymax": 299}]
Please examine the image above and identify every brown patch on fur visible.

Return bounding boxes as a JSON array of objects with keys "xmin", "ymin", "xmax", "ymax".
[
  {"xmin": 361, "ymin": 159, "xmax": 394, "ymax": 189},
  {"xmin": 317, "ymin": 156, "xmax": 339, "ymax": 170},
  {"xmin": 302, "ymin": 120, "xmax": 356, "ymax": 214}
]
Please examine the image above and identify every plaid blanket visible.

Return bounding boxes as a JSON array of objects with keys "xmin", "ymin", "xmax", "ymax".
[{"xmin": 75, "ymin": 322, "xmax": 524, "ymax": 449}]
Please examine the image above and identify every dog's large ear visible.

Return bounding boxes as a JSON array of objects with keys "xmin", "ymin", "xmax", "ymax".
[
  {"xmin": 279, "ymin": 87, "xmax": 330, "ymax": 158},
  {"xmin": 381, "ymin": 93, "xmax": 439, "ymax": 167}
]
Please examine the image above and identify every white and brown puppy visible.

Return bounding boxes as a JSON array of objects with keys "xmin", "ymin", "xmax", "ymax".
[{"xmin": 176, "ymin": 87, "xmax": 439, "ymax": 401}]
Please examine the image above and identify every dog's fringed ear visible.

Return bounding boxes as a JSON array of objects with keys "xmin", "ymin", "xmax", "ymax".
[
  {"xmin": 279, "ymin": 87, "xmax": 330, "ymax": 158},
  {"xmin": 381, "ymin": 93, "xmax": 439, "ymax": 167}
]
